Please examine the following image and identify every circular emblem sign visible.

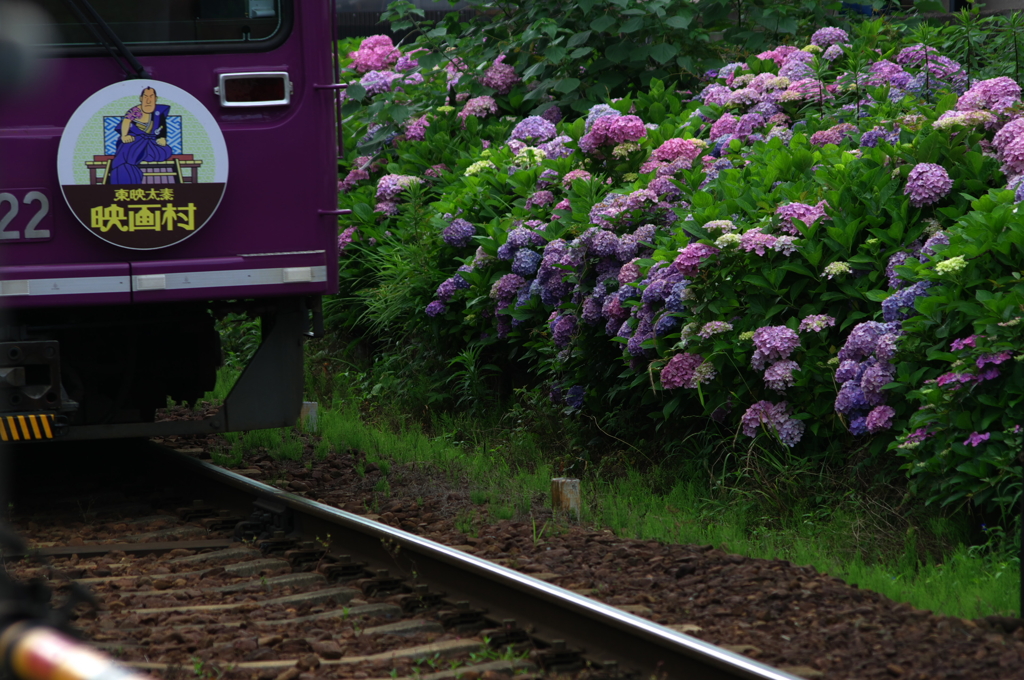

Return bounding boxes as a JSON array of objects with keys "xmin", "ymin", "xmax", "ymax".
[{"xmin": 57, "ymin": 80, "xmax": 228, "ymax": 250}]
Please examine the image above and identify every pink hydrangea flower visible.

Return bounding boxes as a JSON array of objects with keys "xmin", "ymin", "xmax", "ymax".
[
  {"xmin": 661, "ymin": 353, "xmax": 710, "ymax": 390},
  {"xmin": 709, "ymin": 114, "xmax": 738, "ymax": 141},
  {"xmin": 776, "ymin": 201, "xmax": 829, "ymax": 235},
  {"xmin": 458, "ymin": 96, "xmax": 498, "ymax": 123},
  {"xmin": 672, "ymin": 243, "xmax": 720, "ymax": 276},
  {"xmin": 562, "ymin": 169, "xmax": 592, "ymax": 188},
  {"xmin": 650, "ymin": 138, "xmax": 702, "ymax": 163},
  {"xmin": 739, "ymin": 228, "xmax": 777, "ymax": 255},
  {"xmin": 337, "ymin": 226, "xmax": 358, "ymax": 254},
  {"xmin": 756, "ymin": 45, "xmax": 800, "ymax": 67},
  {"xmin": 481, "ymin": 55, "xmax": 520, "ymax": 94},
  {"xmin": 349, "ymin": 35, "xmax": 400, "ymax": 74},
  {"xmin": 957, "ymin": 76, "xmax": 1021, "ymax": 113}
]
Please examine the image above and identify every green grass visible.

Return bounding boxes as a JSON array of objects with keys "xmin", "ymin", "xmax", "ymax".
[{"xmin": 205, "ymin": 368, "xmax": 1020, "ymax": 619}]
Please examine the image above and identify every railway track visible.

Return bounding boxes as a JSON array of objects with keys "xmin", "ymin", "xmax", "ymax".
[{"xmin": 2, "ymin": 441, "xmax": 800, "ymax": 680}]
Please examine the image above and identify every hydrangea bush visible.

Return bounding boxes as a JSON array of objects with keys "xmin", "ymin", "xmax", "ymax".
[{"xmin": 333, "ymin": 13, "xmax": 1024, "ymax": 517}]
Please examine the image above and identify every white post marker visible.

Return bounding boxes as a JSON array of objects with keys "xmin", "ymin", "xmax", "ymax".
[
  {"xmin": 300, "ymin": 401, "xmax": 318, "ymax": 432},
  {"xmin": 550, "ymin": 477, "xmax": 581, "ymax": 519}
]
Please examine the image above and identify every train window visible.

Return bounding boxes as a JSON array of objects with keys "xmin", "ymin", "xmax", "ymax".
[{"xmin": 30, "ymin": 0, "xmax": 292, "ymax": 54}]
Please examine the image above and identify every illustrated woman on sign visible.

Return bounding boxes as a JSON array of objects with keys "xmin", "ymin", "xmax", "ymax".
[{"xmin": 110, "ymin": 86, "xmax": 173, "ymax": 184}]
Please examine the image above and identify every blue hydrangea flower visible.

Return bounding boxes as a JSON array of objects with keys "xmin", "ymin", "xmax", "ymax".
[{"xmin": 512, "ymin": 249, "xmax": 542, "ymax": 276}]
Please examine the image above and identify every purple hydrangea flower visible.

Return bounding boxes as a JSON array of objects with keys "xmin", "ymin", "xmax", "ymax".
[
  {"xmin": 764, "ymin": 360, "xmax": 800, "ymax": 392},
  {"xmin": 860, "ymin": 127, "xmax": 900, "ymax": 148},
  {"xmin": 425, "ymin": 300, "xmax": 447, "ymax": 317},
  {"xmin": 798, "ymin": 314, "xmax": 835, "ymax": 333},
  {"xmin": 490, "ymin": 273, "xmax": 528, "ymax": 303},
  {"xmin": 552, "ymin": 314, "xmax": 577, "ymax": 348},
  {"xmin": 360, "ymin": 69, "xmax": 403, "ymax": 96},
  {"xmin": 951, "ymin": 334, "xmax": 980, "ymax": 351},
  {"xmin": 664, "ymin": 281, "xmax": 689, "ymax": 313},
  {"xmin": 565, "ymin": 385, "xmax": 585, "ymax": 409},
  {"xmin": 904, "ymin": 163, "xmax": 953, "ymax": 207},
  {"xmin": 860, "ymin": 361, "xmax": 895, "ymax": 405},
  {"xmin": 337, "ymin": 226, "xmax": 358, "ymax": 255},
  {"xmin": 740, "ymin": 400, "xmax": 804, "ymax": 446},
  {"xmin": 811, "ymin": 26, "xmax": 849, "ymax": 47},
  {"xmin": 376, "ymin": 174, "xmax": 423, "ymax": 201},
  {"xmin": 885, "ymin": 251, "xmax": 914, "ymax": 289},
  {"xmin": 442, "ymin": 218, "xmax": 476, "ymax": 248},
  {"xmin": 849, "ymin": 416, "xmax": 868, "ymax": 436},
  {"xmin": 835, "ymin": 381, "xmax": 869, "ymax": 415},
  {"xmin": 435, "ymin": 274, "xmax": 470, "ymax": 301},
  {"xmin": 875, "ymin": 334, "xmax": 901, "ymax": 362},
  {"xmin": 882, "ymin": 281, "xmax": 931, "ymax": 322},
  {"xmin": 839, "ymin": 321, "xmax": 896, "ymax": 362},
  {"xmin": 540, "ymin": 106, "xmax": 563, "ymax": 124},
  {"xmin": 510, "ymin": 116, "xmax": 557, "ymax": 143},
  {"xmin": 655, "ymin": 315, "xmax": 680, "ymax": 336},
  {"xmin": 963, "ymin": 431, "xmax": 990, "ymax": 447},
  {"xmin": 865, "ymin": 405, "xmax": 895, "ymax": 434},
  {"xmin": 835, "ymin": 359, "xmax": 867, "ymax": 384},
  {"xmin": 627, "ymin": 321, "xmax": 655, "ymax": 357},
  {"xmin": 526, "ymin": 190, "xmax": 556, "ymax": 210},
  {"xmin": 919, "ymin": 231, "xmax": 949, "ymax": 262},
  {"xmin": 751, "ymin": 326, "xmax": 801, "ymax": 371}
]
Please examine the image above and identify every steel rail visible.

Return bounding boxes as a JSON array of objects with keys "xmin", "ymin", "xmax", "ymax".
[{"xmin": 158, "ymin": 446, "xmax": 802, "ymax": 680}]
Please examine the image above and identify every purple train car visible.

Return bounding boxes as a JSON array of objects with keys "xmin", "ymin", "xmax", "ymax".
[{"xmin": 0, "ymin": 0, "xmax": 343, "ymax": 442}]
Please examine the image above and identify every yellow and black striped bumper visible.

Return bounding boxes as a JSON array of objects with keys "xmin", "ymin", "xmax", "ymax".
[{"xmin": 0, "ymin": 414, "xmax": 56, "ymax": 441}]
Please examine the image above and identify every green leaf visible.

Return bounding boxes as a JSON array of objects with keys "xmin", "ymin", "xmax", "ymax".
[
  {"xmin": 545, "ymin": 45, "xmax": 567, "ymax": 62},
  {"xmin": 606, "ymin": 41, "xmax": 632, "ymax": 63},
  {"xmin": 353, "ymin": 202, "xmax": 374, "ymax": 221},
  {"xmin": 590, "ymin": 15, "xmax": 616, "ymax": 32},
  {"xmin": 864, "ymin": 290, "xmax": 890, "ymax": 302},
  {"xmin": 425, "ymin": 26, "xmax": 447, "ymax": 38},
  {"xmin": 418, "ymin": 52, "xmax": 442, "ymax": 69},
  {"xmin": 388, "ymin": 104, "xmax": 409, "ymax": 122},
  {"xmin": 346, "ymin": 83, "xmax": 366, "ymax": 101},
  {"xmin": 567, "ymin": 30, "xmax": 592, "ymax": 48},
  {"xmin": 665, "ymin": 14, "xmax": 692, "ymax": 29},
  {"xmin": 620, "ymin": 17, "xmax": 644, "ymax": 33},
  {"xmin": 555, "ymin": 77, "xmax": 581, "ymax": 93},
  {"xmin": 570, "ymin": 46, "xmax": 593, "ymax": 59},
  {"xmin": 523, "ymin": 61, "xmax": 547, "ymax": 79},
  {"xmin": 648, "ymin": 42, "xmax": 678, "ymax": 64},
  {"xmin": 775, "ymin": 16, "xmax": 798, "ymax": 34}
]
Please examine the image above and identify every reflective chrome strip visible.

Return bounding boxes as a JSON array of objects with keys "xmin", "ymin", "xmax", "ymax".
[
  {"xmin": 0, "ymin": 276, "xmax": 129, "ymax": 297},
  {"xmin": 237, "ymin": 250, "xmax": 326, "ymax": 257},
  {"xmin": 132, "ymin": 266, "xmax": 327, "ymax": 292}
]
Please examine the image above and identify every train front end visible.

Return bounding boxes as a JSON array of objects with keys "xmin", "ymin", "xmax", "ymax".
[{"xmin": 0, "ymin": 0, "xmax": 340, "ymax": 442}]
